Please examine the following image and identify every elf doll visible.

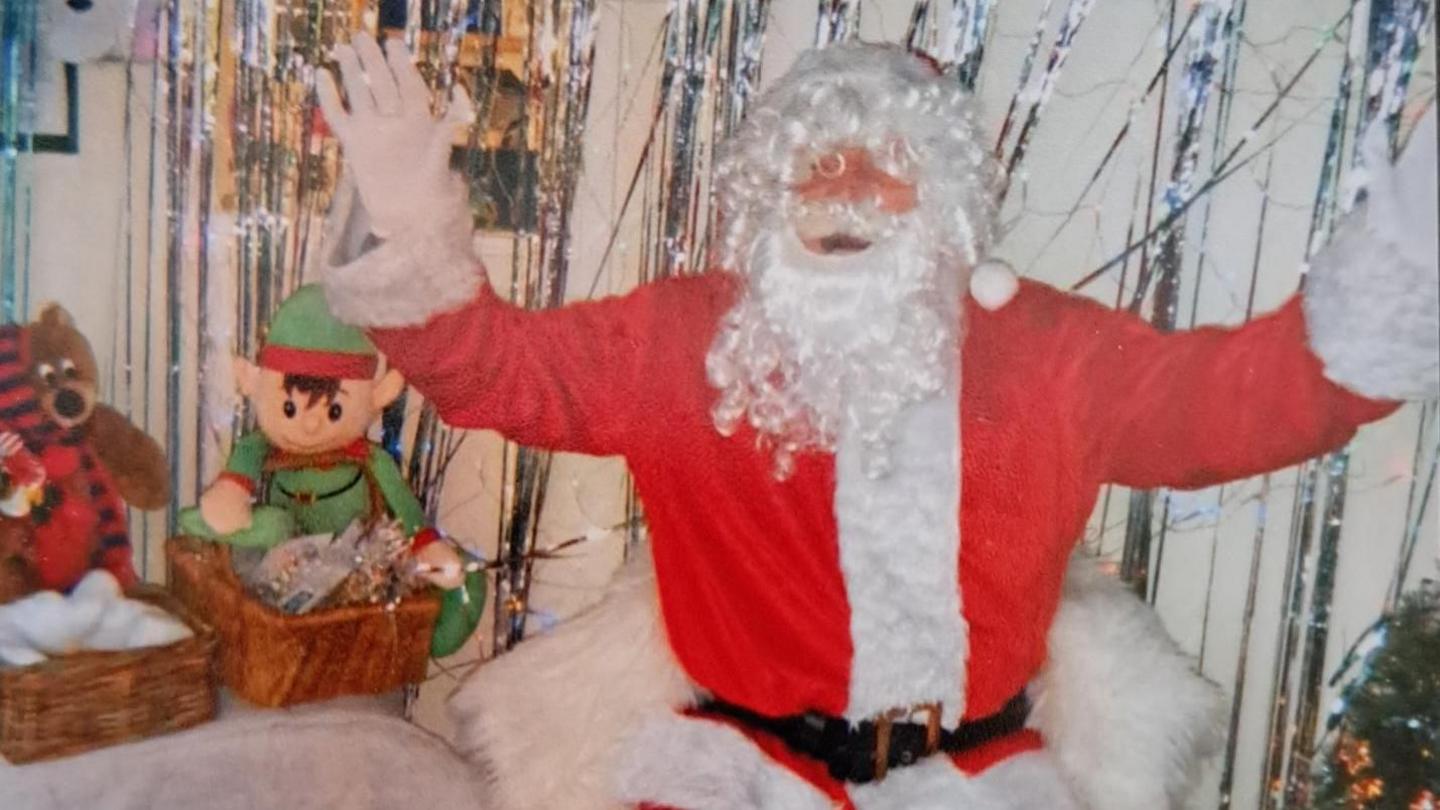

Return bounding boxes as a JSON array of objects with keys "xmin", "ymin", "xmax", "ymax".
[{"xmin": 180, "ymin": 284, "xmax": 484, "ymax": 656}]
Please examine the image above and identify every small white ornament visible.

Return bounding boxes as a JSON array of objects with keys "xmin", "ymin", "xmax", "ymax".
[
  {"xmin": 0, "ymin": 621, "xmax": 45, "ymax": 666},
  {"xmin": 85, "ymin": 600, "xmax": 147, "ymax": 651},
  {"xmin": 969, "ymin": 260, "xmax": 1019, "ymax": 311},
  {"xmin": 0, "ymin": 643, "xmax": 45, "ymax": 667},
  {"xmin": 6, "ymin": 591, "xmax": 105, "ymax": 655},
  {"xmin": 124, "ymin": 611, "xmax": 192, "ymax": 649},
  {"xmin": 0, "ymin": 573, "xmax": 192, "ymax": 663},
  {"xmin": 71, "ymin": 570, "xmax": 124, "ymax": 603}
]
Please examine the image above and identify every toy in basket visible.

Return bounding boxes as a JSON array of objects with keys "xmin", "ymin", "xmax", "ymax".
[
  {"xmin": 0, "ymin": 306, "xmax": 208, "ymax": 763},
  {"xmin": 0, "ymin": 305, "xmax": 170, "ymax": 603},
  {"xmin": 0, "ymin": 572, "xmax": 217, "ymax": 764},
  {"xmin": 174, "ymin": 284, "xmax": 484, "ymax": 706}
]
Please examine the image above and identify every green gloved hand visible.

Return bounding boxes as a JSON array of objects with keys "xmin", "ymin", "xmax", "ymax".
[
  {"xmin": 430, "ymin": 570, "xmax": 486, "ymax": 658},
  {"xmin": 178, "ymin": 505, "xmax": 295, "ymax": 549}
]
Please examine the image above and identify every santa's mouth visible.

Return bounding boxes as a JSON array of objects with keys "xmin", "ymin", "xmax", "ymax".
[{"xmin": 808, "ymin": 233, "xmax": 873, "ymax": 255}]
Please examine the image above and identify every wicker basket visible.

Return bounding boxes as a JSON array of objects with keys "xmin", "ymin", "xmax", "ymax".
[
  {"xmin": 0, "ymin": 586, "xmax": 218, "ymax": 764},
  {"xmin": 166, "ymin": 535, "xmax": 439, "ymax": 708}
]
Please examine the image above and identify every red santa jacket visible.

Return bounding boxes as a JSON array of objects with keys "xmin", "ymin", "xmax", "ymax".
[{"xmin": 370, "ymin": 271, "xmax": 1394, "ymax": 726}]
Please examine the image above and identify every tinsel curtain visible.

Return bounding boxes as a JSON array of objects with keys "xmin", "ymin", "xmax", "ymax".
[{"xmin": 10, "ymin": 0, "xmax": 1433, "ymax": 806}]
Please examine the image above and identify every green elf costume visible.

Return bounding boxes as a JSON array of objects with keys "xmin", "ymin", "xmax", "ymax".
[{"xmin": 180, "ymin": 285, "xmax": 483, "ymax": 657}]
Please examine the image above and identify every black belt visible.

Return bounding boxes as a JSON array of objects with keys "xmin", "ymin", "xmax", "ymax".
[
  {"xmin": 700, "ymin": 692, "xmax": 1031, "ymax": 784},
  {"xmin": 275, "ymin": 469, "xmax": 365, "ymax": 505}
]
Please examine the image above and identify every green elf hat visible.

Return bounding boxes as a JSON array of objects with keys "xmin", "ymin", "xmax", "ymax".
[{"xmin": 257, "ymin": 284, "xmax": 378, "ymax": 380}]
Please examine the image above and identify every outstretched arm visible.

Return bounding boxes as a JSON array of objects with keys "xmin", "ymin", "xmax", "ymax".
[
  {"xmin": 1068, "ymin": 294, "xmax": 1398, "ymax": 490},
  {"xmin": 358, "ymin": 276, "xmax": 728, "ymax": 456},
  {"xmin": 1072, "ymin": 105, "xmax": 1436, "ymax": 489},
  {"xmin": 317, "ymin": 35, "xmax": 731, "ymax": 457}
]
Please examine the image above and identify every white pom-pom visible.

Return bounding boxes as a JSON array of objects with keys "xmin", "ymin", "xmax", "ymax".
[{"xmin": 970, "ymin": 260, "xmax": 1019, "ymax": 311}]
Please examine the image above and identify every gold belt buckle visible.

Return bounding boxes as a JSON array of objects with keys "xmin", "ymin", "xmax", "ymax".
[{"xmin": 872, "ymin": 702, "xmax": 943, "ymax": 782}]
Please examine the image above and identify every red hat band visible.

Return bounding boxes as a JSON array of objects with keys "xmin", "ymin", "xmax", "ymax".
[{"xmin": 258, "ymin": 345, "xmax": 378, "ymax": 380}]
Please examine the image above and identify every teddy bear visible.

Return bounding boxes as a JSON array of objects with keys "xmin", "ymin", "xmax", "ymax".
[{"xmin": 0, "ymin": 304, "xmax": 169, "ymax": 601}]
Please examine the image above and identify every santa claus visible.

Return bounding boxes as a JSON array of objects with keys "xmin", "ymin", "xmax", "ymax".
[{"xmin": 317, "ymin": 36, "xmax": 1438, "ymax": 810}]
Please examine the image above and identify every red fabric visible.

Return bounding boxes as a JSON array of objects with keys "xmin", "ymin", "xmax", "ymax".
[
  {"xmin": 0, "ymin": 325, "xmax": 138, "ymax": 592},
  {"xmin": 82, "ymin": 453, "xmax": 138, "ymax": 588},
  {"xmin": 372, "ymin": 271, "xmax": 1395, "ymax": 726},
  {"xmin": 258, "ymin": 344, "xmax": 378, "ymax": 380},
  {"xmin": 3, "ymin": 444, "xmax": 46, "ymax": 487},
  {"xmin": 40, "ymin": 445, "xmax": 80, "ymax": 478},
  {"xmin": 216, "ymin": 470, "xmax": 258, "ymax": 495},
  {"xmin": 409, "ymin": 526, "xmax": 440, "ymax": 551},
  {"xmin": 32, "ymin": 480, "xmax": 100, "ymax": 590}
]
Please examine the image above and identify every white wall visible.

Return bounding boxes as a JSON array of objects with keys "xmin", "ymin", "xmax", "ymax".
[{"xmin": 25, "ymin": 2, "xmax": 1437, "ymax": 807}]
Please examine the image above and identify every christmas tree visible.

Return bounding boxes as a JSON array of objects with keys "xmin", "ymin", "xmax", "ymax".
[{"xmin": 1312, "ymin": 587, "xmax": 1440, "ymax": 809}]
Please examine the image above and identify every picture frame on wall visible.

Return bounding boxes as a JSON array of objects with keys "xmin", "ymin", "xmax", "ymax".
[{"xmin": 33, "ymin": 63, "xmax": 79, "ymax": 155}]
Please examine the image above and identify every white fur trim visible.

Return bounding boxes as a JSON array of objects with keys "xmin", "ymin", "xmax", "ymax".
[
  {"xmin": 319, "ymin": 173, "xmax": 486, "ymax": 329},
  {"xmin": 447, "ymin": 552, "xmax": 700, "ymax": 810},
  {"xmin": 834, "ymin": 386, "xmax": 967, "ymax": 726},
  {"xmin": 449, "ymin": 550, "xmax": 1217, "ymax": 810},
  {"xmin": 849, "ymin": 750, "xmax": 1081, "ymax": 810},
  {"xmin": 1303, "ymin": 105, "xmax": 1439, "ymax": 401},
  {"xmin": 969, "ymin": 261, "xmax": 1019, "ymax": 311},
  {"xmin": 1363, "ymin": 104, "xmax": 1436, "ymax": 272},
  {"xmin": 1030, "ymin": 559, "xmax": 1226, "ymax": 810},
  {"xmin": 615, "ymin": 714, "xmax": 834, "ymax": 810}
]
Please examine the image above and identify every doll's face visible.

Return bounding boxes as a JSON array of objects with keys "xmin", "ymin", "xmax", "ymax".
[
  {"xmin": 27, "ymin": 304, "xmax": 100, "ymax": 430},
  {"xmin": 235, "ymin": 361, "xmax": 404, "ymax": 455}
]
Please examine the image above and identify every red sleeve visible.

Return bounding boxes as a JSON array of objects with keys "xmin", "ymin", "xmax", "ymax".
[
  {"xmin": 368, "ymin": 273, "xmax": 734, "ymax": 457},
  {"xmin": 1063, "ymin": 292, "xmax": 1400, "ymax": 490}
]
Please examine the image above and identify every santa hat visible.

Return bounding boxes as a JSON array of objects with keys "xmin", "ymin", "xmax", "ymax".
[{"xmin": 258, "ymin": 284, "xmax": 378, "ymax": 380}]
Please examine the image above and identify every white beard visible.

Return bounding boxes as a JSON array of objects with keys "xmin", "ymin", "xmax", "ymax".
[{"xmin": 706, "ymin": 222, "xmax": 960, "ymax": 478}]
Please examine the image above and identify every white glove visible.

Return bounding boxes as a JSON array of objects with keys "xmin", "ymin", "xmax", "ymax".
[
  {"xmin": 316, "ymin": 34, "xmax": 485, "ymax": 328},
  {"xmin": 1362, "ymin": 104, "xmax": 1436, "ymax": 272},
  {"xmin": 1304, "ymin": 103, "xmax": 1439, "ymax": 401},
  {"xmin": 317, "ymin": 33, "xmax": 471, "ymax": 240}
]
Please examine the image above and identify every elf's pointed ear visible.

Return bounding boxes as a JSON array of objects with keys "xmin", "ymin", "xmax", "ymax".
[
  {"xmin": 371, "ymin": 368, "xmax": 405, "ymax": 410},
  {"xmin": 233, "ymin": 357, "xmax": 261, "ymax": 397}
]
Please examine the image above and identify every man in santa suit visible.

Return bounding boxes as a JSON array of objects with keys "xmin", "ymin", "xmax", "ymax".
[{"xmin": 318, "ymin": 36, "xmax": 1438, "ymax": 810}]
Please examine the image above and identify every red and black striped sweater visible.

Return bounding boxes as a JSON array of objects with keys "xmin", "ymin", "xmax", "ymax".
[{"xmin": 0, "ymin": 325, "xmax": 136, "ymax": 591}]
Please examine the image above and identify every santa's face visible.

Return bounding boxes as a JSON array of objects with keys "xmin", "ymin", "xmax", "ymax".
[
  {"xmin": 707, "ymin": 42, "xmax": 998, "ymax": 477},
  {"xmin": 710, "ymin": 141, "xmax": 954, "ymax": 479},
  {"xmin": 789, "ymin": 146, "xmax": 919, "ymax": 257}
]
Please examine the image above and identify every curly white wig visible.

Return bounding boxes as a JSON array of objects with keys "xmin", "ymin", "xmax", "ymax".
[{"xmin": 706, "ymin": 43, "xmax": 1001, "ymax": 478}]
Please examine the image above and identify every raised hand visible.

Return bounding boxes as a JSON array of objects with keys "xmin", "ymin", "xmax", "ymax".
[
  {"xmin": 1303, "ymin": 103, "xmax": 1438, "ymax": 401},
  {"xmin": 316, "ymin": 33, "xmax": 483, "ymax": 329},
  {"xmin": 316, "ymin": 33, "xmax": 471, "ymax": 240}
]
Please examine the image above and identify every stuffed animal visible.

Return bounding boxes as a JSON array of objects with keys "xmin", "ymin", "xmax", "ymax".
[
  {"xmin": 0, "ymin": 305, "xmax": 169, "ymax": 597},
  {"xmin": 179, "ymin": 284, "xmax": 484, "ymax": 657}
]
